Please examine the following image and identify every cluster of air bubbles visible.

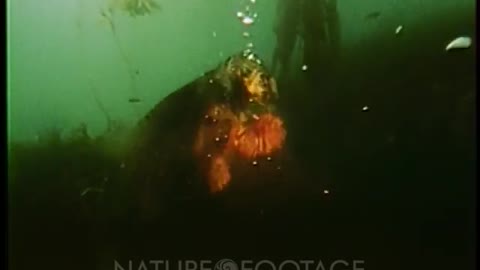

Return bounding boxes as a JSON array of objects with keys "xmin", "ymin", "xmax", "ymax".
[
  {"xmin": 236, "ymin": 3, "xmax": 257, "ymax": 26},
  {"xmin": 242, "ymin": 48, "xmax": 262, "ymax": 65},
  {"xmin": 237, "ymin": 0, "xmax": 258, "ymax": 52}
]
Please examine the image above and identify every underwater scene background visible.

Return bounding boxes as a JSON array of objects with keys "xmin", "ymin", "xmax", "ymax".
[{"xmin": 8, "ymin": 0, "xmax": 476, "ymax": 270}]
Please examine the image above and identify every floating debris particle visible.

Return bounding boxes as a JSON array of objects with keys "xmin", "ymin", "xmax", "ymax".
[
  {"xmin": 323, "ymin": 189, "xmax": 330, "ymax": 195},
  {"xmin": 247, "ymin": 42, "xmax": 254, "ymax": 48},
  {"xmin": 445, "ymin": 36, "xmax": 472, "ymax": 51},
  {"xmin": 362, "ymin": 106, "xmax": 370, "ymax": 112},
  {"xmin": 236, "ymin": 11, "xmax": 244, "ymax": 18},
  {"xmin": 267, "ymin": 156, "xmax": 272, "ymax": 161},
  {"xmin": 243, "ymin": 31, "xmax": 250, "ymax": 38},
  {"xmin": 128, "ymin": 97, "xmax": 141, "ymax": 103},
  {"xmin": 252, "ymin": 160, "xmax": 258, "ymax": 166},
  {"xmin": 395, "ymin": 25, "xmax": 403, "ymax": 35},
  {"xmin": 81, "ymin": 187, "xmax": 104, "ymax": 197},
  {"xmin": 301, "ymin": 64, "xmax": 308, "ymax": 71},
  {"xmin": 212, "ymin": 31, "xmax": 217, "ymax": 37},
  {"xmin": 215, "ymin": 137, "xmax": 220, "ymax": 142}
]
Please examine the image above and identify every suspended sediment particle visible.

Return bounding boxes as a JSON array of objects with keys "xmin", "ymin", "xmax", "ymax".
[{"xmin": 395, "ymin": 25, "xmax": 403, "ymax": 35}]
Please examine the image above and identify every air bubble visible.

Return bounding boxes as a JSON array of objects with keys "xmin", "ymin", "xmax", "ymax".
[{"xmin": 242, "ymin": 16, "xmax": 254, "ymax": 25}]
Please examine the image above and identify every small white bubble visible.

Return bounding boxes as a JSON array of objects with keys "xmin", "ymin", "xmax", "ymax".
[
  {"xmin": 236, "ymin": 11, "xmax": 244, "ymax": 18},
  {"xmin": 252, "ymin": 160, "xmax": 258, "ymax": 166},
  {"xmin": 362, "ymin": 106, "xmax": 370, "ymax": 112},
  {"xmin": 247, "ymin": 42, "xmax": 254, "ymax": 48},
  {"xmin": 242, "ymin": 16, "xmax": 254, "ymax": 25},
  {"xmin": 250, "ymin": 0, "xmax": 256, "ymax": 3},
  {"xmin": 253, "ymin": 13, "xmax": 258, "ymax": 18},
  {"xmin": 209, "ymin": 79, "xmax": 213, "ymax": 84},
  {"xmin": 212, "ymin": 31, "xmax": 217, "ymax": 37},
  {"xmin": 243, "ymin": 49, "xmax": 252, "ymax": 56},
  {"xmin": 207, "ymin": 153, "xmax": 212, "ymax": 158},
  {"xmin": 267, "ymin": 156, "xmax": 272, "ymax": 161},
  {"xmin": 323, "ymin": 189, "xmax": 330, "ymax": 194},
  {"xmin": 242, "ymin": 31, "xmax": 250, "ymax": 38},
  {"xmin": 301, "ymin": 64, "xmax": 308, "ymax": 71},
  {"xmin": 215, "ymin": 137, "xmax": 220, "ymax": 142}
]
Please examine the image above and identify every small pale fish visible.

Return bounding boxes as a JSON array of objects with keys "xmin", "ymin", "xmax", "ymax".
[
  {"xmin": 395, "ymin": 25, "xmax": 403, "ymax": 35},
  {"xmin": 445, "ymin": 36, "xmax": 472, "ymax": 51}
]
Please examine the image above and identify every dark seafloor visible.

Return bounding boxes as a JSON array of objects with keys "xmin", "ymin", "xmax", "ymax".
[{"xmin": 8, "ymin": 10, "xmax": 476, "ymax": 270}]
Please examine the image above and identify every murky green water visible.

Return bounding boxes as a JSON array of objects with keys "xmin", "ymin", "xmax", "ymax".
[{"xmin": 8, "ymin": 1, "xmax": 476, "ymax": 270}]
